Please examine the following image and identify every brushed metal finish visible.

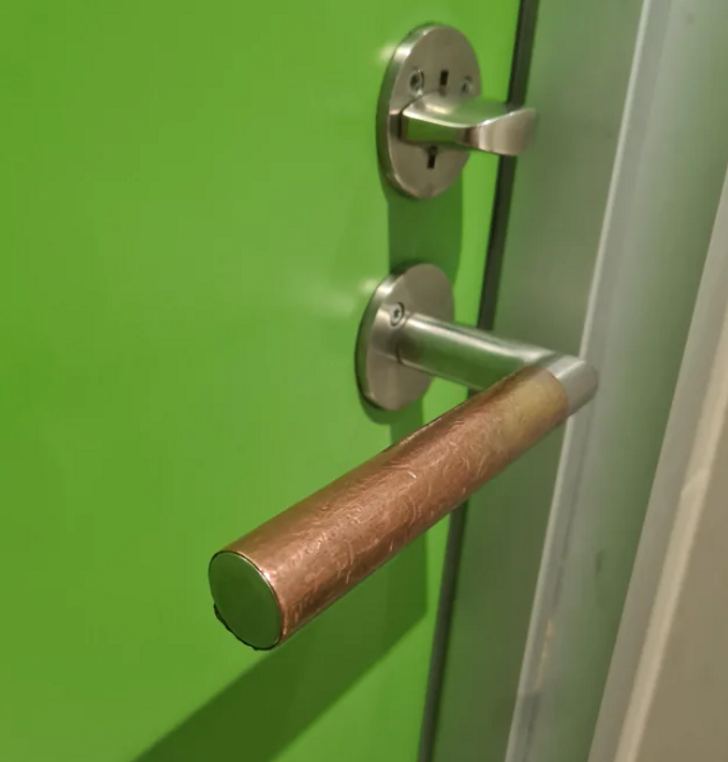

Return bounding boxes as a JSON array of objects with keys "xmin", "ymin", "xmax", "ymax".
[
  {"xmin": 402, "ymin": 96, "xmax": 536, "ymax": 157},
  {"xmin": 208, "ymin": 552, "xmax": 281, "ymax": 649},
  {"xmin": 540, "ymin": 355, "xmax": 599, "ymax": 415},
  {"xmin": 210, "ymin": 367, "xmax": 570, "ymax": 649},
  {"xmin": 356, "ymin": 264, "xmax": 454, "ymax": 411},
  {"xmin": 378, "ymin": 25, "xmax": 537, "ymax": 198},
  {"xmin": 357, "ymin": 264, "xmax": 598, "ymax": 413},
  {"xmin": 377, "ymin": 25, "xmax": 480, "ymax": 199},
  {"xmin": 397, "ymin": 313, "xmax": 553, "ymax": 395}
]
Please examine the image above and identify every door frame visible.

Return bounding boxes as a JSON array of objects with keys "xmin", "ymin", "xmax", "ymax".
[
  {"xmin": 589, "ymin": 163, "xmax": 728, "ymax": 762},
  {"xmin": 430, "ymin": 0, "xmax": 728, "ymax": 760}
]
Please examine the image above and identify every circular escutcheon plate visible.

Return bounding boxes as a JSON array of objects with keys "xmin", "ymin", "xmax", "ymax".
[
  {"xmin": 377, "ymin": 25, "xmax": 482, "ymax": 199},
  {"xmin": 356, "ymin": 263, "xmax": 454, "ymax": 410}
]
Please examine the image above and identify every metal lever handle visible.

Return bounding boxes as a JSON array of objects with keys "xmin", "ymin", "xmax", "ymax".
[
  {"xmin": 401, "ymin": 95, "xmax": 536, "ymax": 156},
  {"xmin": 210, "ymin": 365, "xmax": 575, "ymax": 650},
  {"xmin": 209, "ymin": 265, "xmax": 598, "ymax": 650}
]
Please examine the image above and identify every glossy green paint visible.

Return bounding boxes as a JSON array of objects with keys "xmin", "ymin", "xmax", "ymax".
[{"xmin": 0, "ymin": 3, "xmax": 519, "ymax": 761}]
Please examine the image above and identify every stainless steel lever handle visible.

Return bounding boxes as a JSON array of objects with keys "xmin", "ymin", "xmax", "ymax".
[
  {"xmin": 401, "ymin": 95, "xmax": 537, "ymax": 157},
  {"xmin": 209, "ymin": 265, "xmax": 598, "ymax": 650}
]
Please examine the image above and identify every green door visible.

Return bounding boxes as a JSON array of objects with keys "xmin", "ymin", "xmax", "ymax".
[{"xmin": 1, "ymin": 3, "xmax": 520, "ymax": 760}]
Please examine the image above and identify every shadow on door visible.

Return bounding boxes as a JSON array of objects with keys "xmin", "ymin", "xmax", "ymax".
[
  {"xmin": 135, "ymin": 535, "xmax": 427, "ymax": 762},
  {"xmin": 136, "ymin": 177, "xmax": 462, "ymax": 762}
]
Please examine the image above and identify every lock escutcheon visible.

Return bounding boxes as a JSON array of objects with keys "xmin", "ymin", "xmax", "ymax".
[{"xmin": 377, "ymin": 25, "xmax": 537, "ymax": 199}]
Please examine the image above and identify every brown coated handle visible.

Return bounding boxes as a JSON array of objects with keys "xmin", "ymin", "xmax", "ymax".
[{"xmin": 209, "ymin": 365, "xmax": 570, "ymax": 649}]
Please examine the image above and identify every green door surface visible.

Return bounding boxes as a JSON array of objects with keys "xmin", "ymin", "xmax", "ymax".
[{"xmin": 1, "ymin": 3, "xmax": 519, "ymax": 760}]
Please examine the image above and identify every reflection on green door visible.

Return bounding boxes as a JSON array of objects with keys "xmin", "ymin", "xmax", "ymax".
[{"xmin": 0, "ymin": 2, "xmax": 519, "ymax": 760}]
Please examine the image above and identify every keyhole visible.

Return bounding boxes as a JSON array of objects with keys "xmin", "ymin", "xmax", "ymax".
[
  {"xmin": 427, "ymin": 147, "xmax": 438, "ymax": 170},
  {"xmin": 439, "ymin": 69, "xmax": 449, "ymax": 94}
]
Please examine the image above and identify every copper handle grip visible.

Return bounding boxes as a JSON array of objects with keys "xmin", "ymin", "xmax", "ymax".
[{"xmin": 209, "ymin": 365, "xmax": 571, "ymax": 650}]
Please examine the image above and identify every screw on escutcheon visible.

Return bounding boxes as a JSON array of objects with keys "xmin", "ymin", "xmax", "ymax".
[
  {"xmin": 390, "ymin": 303, "xmax": 406, "ymax": 326},
  {"xmin": 409, "ymin": 69, "xmax": 425, "ymax": 96}
]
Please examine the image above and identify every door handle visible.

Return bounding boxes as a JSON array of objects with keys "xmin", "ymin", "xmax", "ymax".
[
  {"xmin": 209, "ymin": 265, "xmax": 597, "ymax": 649},
  {"xmin": 401, "ymin": 95, "xmax": 536, "ymax": 157}
]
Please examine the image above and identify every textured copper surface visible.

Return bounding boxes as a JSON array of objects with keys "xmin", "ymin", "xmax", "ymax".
[{"xmin": 218, "ymin": 366, "xmax": 569, "ymax": 646}]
